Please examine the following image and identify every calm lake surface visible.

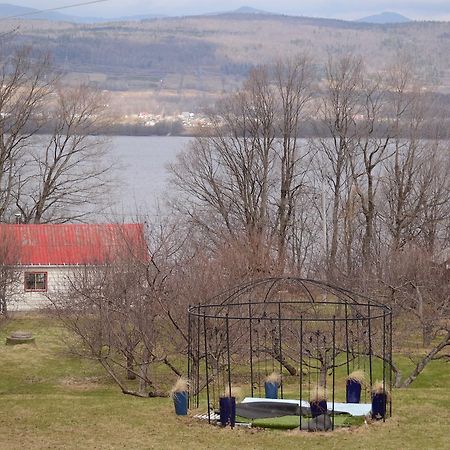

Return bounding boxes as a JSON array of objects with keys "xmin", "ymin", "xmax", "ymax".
[{"xmin": 109, "ymin": 136, "xmax": 192, "ymax": 217}]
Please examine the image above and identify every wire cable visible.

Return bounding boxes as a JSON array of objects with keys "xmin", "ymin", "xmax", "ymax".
[{"xmin": 1, "ymin": 0, "xmax": 110, "ymax": 20}]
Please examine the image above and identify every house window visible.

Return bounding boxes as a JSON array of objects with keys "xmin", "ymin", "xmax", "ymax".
[{"xmin": 24, "ymin": 272, "xmax": 48, "ymax": 292}]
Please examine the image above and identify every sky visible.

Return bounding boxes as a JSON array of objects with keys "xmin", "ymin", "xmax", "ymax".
[{"xmin": 6, "ymin": 0, "xmax": 450, "ymax": 20}]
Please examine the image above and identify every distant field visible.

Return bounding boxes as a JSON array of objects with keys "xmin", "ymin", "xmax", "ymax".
[{"xmin": 0, "ymin": 314, "xmax": 448, "ymax": 449}]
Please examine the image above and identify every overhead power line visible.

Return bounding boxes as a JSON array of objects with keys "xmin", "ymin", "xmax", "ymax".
[{"xmin": 1, "ymin": 0, "xmax": 110, "ymax": 20}]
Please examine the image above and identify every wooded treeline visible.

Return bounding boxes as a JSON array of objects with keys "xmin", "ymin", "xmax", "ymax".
[{"xmin": 171, "ymin": 55, "xmax": 450, "ymax": 276}]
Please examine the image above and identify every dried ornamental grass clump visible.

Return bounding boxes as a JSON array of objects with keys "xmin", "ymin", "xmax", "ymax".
[
  {"xmin": 309, "ymin": 384, "xmax": 328, "ymax": 402},
  {"xmin": 346, "ymin": 370, "xmax": 366, "ymax": 383},
  {"xmin": 265, "ymin": 372, "xmax": 282, "ymax": 385},
  {"xmin": 264, "ymin": 372, "xmax": 281, "ymax": 399},
  {"xmin": 371, "ymin": 381, "xmax": 390, "ymax": 399},
  {"xmin": 170, "ymin": 377, "xmax": 189, "ymax": 398},
  {"xmin": 221, "ymin": 385, "xmax": 243, "ymax": 400},
  {"xmin": 309, "ymin": 384, "xmax": 328, "ymax": 418}
]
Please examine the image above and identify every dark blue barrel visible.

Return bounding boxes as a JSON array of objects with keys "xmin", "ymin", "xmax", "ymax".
[
  {"xmin": 371, "ymin": 393, "xmax": 387, "ymax": 420},
  {"xmin": 264, "ymin": 382, "xmax": 278, "ymax": 399},
  {"xmin": 346, "ymin": 379, "xmax": 362, "ymax": 403},
  {"xmin": 310, "ymin": 400, "xmax": 328, "ymax": 418},
  {"xmin": 219, "ymin": 396, "xmax": 236, "ymax": 427},
  {"xmin": 173, "ymin": 391, "xmax": 188, "ymax": 415}
]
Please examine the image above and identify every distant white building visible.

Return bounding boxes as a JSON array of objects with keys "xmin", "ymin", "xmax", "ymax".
[{"xmin": 1, "ymin": 223, "xmax": 146, "ymax": 311}]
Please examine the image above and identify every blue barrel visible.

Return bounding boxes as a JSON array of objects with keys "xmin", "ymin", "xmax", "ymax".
[
  {"xmin": 173, "ymin": 391, "xmax": 188, "ymax": 416},
  {"xmin": 310, "ymin": 400, "xmax": 327, "ymax": 418},
  {"xmin": 371, "ymin": 393, "xmax": 387, "ymax": 420},
  {"xmin": 346, "ymin": 380, "xmax": 362, "ymax": 403},
  {"xmin": 219, "ymin": 396, "xmax": 236, "ymax": 427},
  {"xmin": 264, "ymin": 382, "xmax": 278, "ymax": 399}
]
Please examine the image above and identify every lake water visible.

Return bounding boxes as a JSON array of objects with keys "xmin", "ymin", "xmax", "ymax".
[{"xmin": 108, "ymin": 136, "xmax": 192, "ymax": 217}]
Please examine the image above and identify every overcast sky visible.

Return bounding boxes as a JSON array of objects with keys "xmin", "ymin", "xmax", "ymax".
[{"xmin": 7, "ymin": 0, "xmax": 450, "ymax": 20}]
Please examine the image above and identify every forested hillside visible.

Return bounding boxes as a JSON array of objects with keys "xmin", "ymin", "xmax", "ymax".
[{"xmin": 2, "ymin": 13, "xmax": 450, "ymax": 113}]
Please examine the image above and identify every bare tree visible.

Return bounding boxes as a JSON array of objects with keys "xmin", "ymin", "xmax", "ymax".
[
  {"xmin": 0, "ymin": 46, "xmax": 54, "ymax": 221},
  {"xmin": 49, "ymin": 224, "xmax": 179, "ymax": 397},
  {"xmin": 274, "ymin": 57, "xmax": 312, "ymax": 267},
  {"xmin": 418, "ymin": 148, "xmax": 450, "ymax": 252},
  {"xmin": 381, "ymin": 246, "xmax": 450, "ymax": 386},
  {"xmin": 0, "ymin": 45, "xmax": 114, "ymax": 224},
  {"xmin": 171, "ymin": 67, "xmax": 276, "ymax": 250},
  {"xmin": 14, "ymin": 85, "xmax": 114, "ymax": 223},
  {"xmin": 315, "ymin": 54, "xmax": 362, "ymax": 277},
  {"xmin": 377, "ymin": 59, "xmax": 435, "ymax": 252},
  {"xmin": 170, "ymin": 58, "xmax": 313, "ymax": 271},
  {"xmin": 347, "ymin": 73, "xmax": 394, "ymax": 269}
]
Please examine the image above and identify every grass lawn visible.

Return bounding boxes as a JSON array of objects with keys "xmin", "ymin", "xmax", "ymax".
[{"xmin": 0, "ymin": 314, "xmax": 449, "ymax": 449}]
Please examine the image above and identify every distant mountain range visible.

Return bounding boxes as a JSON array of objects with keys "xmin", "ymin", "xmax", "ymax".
[
  {"xmin": 0, "ymin": 3, "xmax": 415, "ymax": 24},
  {"xmin": 357, "ymin": 12, "xmax": 412, "ymax": 24}
]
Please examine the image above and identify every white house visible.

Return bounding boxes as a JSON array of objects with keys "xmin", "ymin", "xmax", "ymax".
[{"xmin": 0, "ymin": 223, "xmax": 146, "ymax": 311}]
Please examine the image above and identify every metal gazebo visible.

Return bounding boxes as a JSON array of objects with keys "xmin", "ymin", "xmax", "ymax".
[{"xmin": 188, "ymin": 277, "xmax": 393, "ymax": 429}]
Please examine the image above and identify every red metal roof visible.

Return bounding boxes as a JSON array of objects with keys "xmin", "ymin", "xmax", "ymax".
[{"xmin": 0, "ymin": 223, "xmax": 147, "ymax": 266}]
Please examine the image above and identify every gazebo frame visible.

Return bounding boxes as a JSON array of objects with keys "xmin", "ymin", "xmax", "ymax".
[{"xmin": 188, "ymin": 277, "xmax": 393, "ymax": 429}]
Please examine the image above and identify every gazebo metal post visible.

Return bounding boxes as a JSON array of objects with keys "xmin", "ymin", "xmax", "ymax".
[
  {"xmin": 299, "ymin": 316, "xmax": 303, "ymax": 430},
  {"xmin": 345, "ymin": 302, "xmax": 350, "ymax": 376},
  {"xmin": 389, "ymin": 311, "xmax": 393, "ymax": 417},
  {"xmin": 278, "ymin": 302, "xmax": 283, "ymax": 399},
  {"xmin": 332, "ymin": 315, "xmax": 336, "ymax": 431},
  {"xmin": 226, "ymin": 314, "xmax": 232, "ymax": 399},
  {"xmin": 248, "ymin": 303, "xmax": 254, "ymax": 397},
  {"xmin": 316, "ymin": 327, "xmax": 320, "ymax": 390},
  {"xmin": 356, "ymin": 319, "xmax": 360, "ymax": 379},
  {"xmin": 196, "ymin": 312, "xmax": 201, "ymax": 408},
  {"xmin": 367, "ymin": 303, "xmax": 373, "ymax": 389},
  {"xmin": 382, "ymin": 312, "xmax": 387, "ymax": 422},
  {"xmin": 203, "ymin": 312, "xmax": 211, "ymax": 424},
  {"xmin": 255, "ymin": 326, "xmax": 261, "ymax": 397},
  {"xmin": 187, "ymin": 306, "xmax": 191, "ymax": 409}
]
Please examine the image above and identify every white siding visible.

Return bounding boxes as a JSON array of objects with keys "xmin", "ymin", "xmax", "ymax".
[{"xmin": 9, "ymin": 266, "xmax": 74, "ymax": 311}]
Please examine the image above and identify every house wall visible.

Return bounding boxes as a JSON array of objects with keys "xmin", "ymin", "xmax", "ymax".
[{"xmin": 9, "ymin": 266, "xmax": 74, "ymax": 311}]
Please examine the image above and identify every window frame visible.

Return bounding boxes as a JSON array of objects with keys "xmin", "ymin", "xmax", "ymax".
[{"xmin": 24, "ymin": 271, "xmax": 48, "ymax": 292}]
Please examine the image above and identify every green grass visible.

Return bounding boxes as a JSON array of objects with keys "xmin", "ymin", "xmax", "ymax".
[{"xmin": 0, "ymin": 314, "xmax": 449, "ymax": 449}]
